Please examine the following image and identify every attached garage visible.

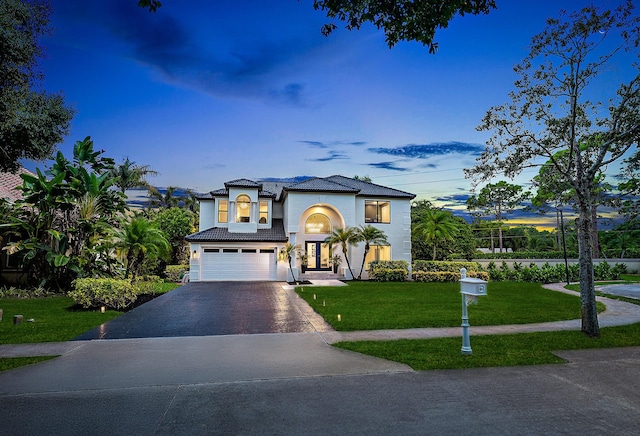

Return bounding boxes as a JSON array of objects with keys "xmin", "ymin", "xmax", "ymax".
[{"xmin": 200, "ymin": 248, "xmax": 277, "ymax": 281}]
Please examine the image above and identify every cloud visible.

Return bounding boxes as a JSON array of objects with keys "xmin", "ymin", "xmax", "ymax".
[
  {"xmin": 299, "ymin": 140, "xmax": 368, "ymax": 149},
  {"xmin": 367, "ymin": 162, "xmax": 410, "ymax": 172},
  {"xmin": 308, "ymin": 151, "xmax": 350, "ymax": 162},
  {"xmin": 62, "ymin": 1, "xmax": 317, "ymax": 106},
  {"xmin": 369, "ymin": 142, "xmax": 485, "ymax": 159}
]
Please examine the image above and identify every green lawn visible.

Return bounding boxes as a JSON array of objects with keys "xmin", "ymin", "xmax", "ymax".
[
  {"xmin": 0, "ymin": 296, "xmax": 121, "ymax": 344},
  {"xmin": 335, "ymin": 323, "xmax": 640, "ymax": 370},
  {"xmin": 297, "ymin": 281, "xmax": 588, "ymax": 331}
]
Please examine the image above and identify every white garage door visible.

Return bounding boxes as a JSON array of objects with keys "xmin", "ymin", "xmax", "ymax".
[{"xmin": 201, "ymin": 248, "xmax": 276, "ymax": 281}]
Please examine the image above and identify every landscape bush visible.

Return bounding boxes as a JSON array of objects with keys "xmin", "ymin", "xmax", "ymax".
[
  {"xmin": 165, "ymin": 264, "xmax": 189, "ymax": 282},
  {"xmin": 412, "ymin": 260, "xmax": 481, "ymax": 273},
  {"xmin": 456, "ymin": 251, "xmax": 580, "ymax": 260},
  {"xmin": 413, "ymin": 271, "xmax": 489, "ymax": 282},
  {"xmin": 132, "ymin": 275, "xmax": 162, "ymax": 295},
  {"xmin": 0, "ymin": 286, "xmax": 55, "ymax": 299},
  {"xmin": 69, "ymin": 278, "xmax": 137, "ymax": 310},
  {"xmin": 368, "ymin": 260, "xmax": 409, "ymax": 282}
]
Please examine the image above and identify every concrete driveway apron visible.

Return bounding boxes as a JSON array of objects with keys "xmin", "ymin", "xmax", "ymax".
[{"xmin": 73, "ymin": 282, "xmax": 317, "ymax": 340}]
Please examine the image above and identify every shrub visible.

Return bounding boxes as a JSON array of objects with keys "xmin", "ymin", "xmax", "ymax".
[
  {"xmin": 132, "ymin": 275, "xmax": 162, "ymax": 295},
  {"xmin": 465, "ymin": 251, "xmax": 580, "ymax": 260},
  {"xmin": 413, "ymin": 271, "xmax": 488, "ymax": 282},
  {"xmin": 0, "ymin": 286, "xmax": 55, "ymax": 299},
  {"xmin": 69, "ymin": 278, "xmax": 137, "ymax": 310},
  {"xmin": 165, "ymin": 264, "xmax": 189, "ymax": 282},
  {"xmin": 368, "ymin": 260, "xmax": 409, "ymax": 282},
  {"xmin": 413, "ymin": 260, "xmax": 481, "ymax": 273}
]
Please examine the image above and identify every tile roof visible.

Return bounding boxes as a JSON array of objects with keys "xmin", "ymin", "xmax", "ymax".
[
  {"xmin": 0, "ymin": 168, "xmax": 32, "ymax": 202},
  {"xmin": 185, "ymin": 219, "xmax": 288, "ymax": 243},
  {"xmin": 324, "ymin": 175, "xmax": 415, "ymax": 199},
  {"xmin": 200, "ymin": 175, "xmax": 415, "ymax": 201}
]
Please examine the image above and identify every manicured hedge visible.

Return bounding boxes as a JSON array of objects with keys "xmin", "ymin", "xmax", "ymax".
[
  {"xmin": 69, "ymin": 278, "xmax": 137, "ymax": 310},
  {"xmin": 413, "ymin": 271, "xmax": 489, "ymax": 282},
  {"xmin": 368, "ymin": 260, "xmax": 409, "ymax": 282},
  {"xmin": 413, "ymin": 260, "xmax": 481, "ymax": 273}
]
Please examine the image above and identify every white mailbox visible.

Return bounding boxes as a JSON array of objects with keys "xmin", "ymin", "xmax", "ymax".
[{"xmin": 460, "ymin": 277, "xmax": 487, "ymax": 296}]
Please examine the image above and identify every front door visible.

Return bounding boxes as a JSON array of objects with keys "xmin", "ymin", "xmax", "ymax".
[{"xmin": 305, "ymin": 242, "xmax": 331, "ymax": 271}]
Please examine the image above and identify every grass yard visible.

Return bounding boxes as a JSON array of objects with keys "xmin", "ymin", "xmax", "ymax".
[
  {"xmin": 296, "ymin": 281, "xmax": 591, "ymax": 331},
  {"xmin": 0, "ymin": 296, "xmax": 121, "ymax": 344},
  {"xmin": 334, "ymin": 323, "xmax": 640, "ymax": 370}
]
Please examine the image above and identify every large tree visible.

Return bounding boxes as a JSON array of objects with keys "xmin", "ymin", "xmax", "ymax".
[
  {"xmin": 465, "ymin": 1, "xmax": 640, "ymax": 337},
  {"xmin": 413, "ymin": 209, "xmax": 460, "ymax": 261},
  {"xmin": 466, "ymin": 181, "xmax": 528, "ymax": 253},
  {"xmin": 1, "ymin": 0, "xmax": 74, "ymax": 172},
  {"xmin": 354, "ymin": 224, "xmax": 388, "ymax": 279},
  {"xmin": 109, "ymin": 157, "xmax": 158, "ymax": 194}
]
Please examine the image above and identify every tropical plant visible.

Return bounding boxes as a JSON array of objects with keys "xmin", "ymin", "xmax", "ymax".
[
  {"xmin": 278, "ymin": 243, "xmax": 301, "ymax": 283},
  {"xmin": 413, "ymin": 209, "xmax": 460, "ymax": 261},
  {"xmin": 323, "ymin": 227, "xmax": 359, "ymax": 279},
  {"xmin": 113, "ymin": 216, "xmax": 171, "ymax": 279},
  {"xmin": 153, "ymin": 207, "xmax": 197, "ymax": 264},
  {"xmin": 354, "ymin": 224, "xmax": 388, "ymax": 279},
  {"xmin": 109, "ymin": 157, "xmax": 158, "ymax": 194}
]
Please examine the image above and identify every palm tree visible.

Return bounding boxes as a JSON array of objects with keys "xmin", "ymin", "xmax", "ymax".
[
  {"xmin": 109, "ymin": 157, "xmax": 158, "ymax": 194},
  {"xmin": 278, "ymin": 242, "xmax": 301, "ymax": 283},
  {"xmin": 323, "ymin": 227, "xmax": 359, "ymax": 279},
  {"xmin": 413, "ymin": 209, "xmax": 460, "ymax": 261},
  {"xmin": 114, "ymin": 216, "xmax": 171, "ymax": 278},
  {"xmin": 148, "ymin": 186, "xmax": 181, "ymax": 210},
  {"xmin": 355, "ymin": 224, "xmax": 388, "ymax": 280}
]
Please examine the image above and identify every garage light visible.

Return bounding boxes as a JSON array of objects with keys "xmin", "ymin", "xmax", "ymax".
[{"xmin": 192, "ymin": 250, "xmax": 199, "ymax": 260}]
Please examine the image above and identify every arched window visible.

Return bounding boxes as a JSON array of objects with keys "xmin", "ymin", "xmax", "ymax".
[
  {"xmin": 305, "ymin": 213, "xmax": 331, "ymax": 234},
  {"xmin": 236, "ymin": 194, "xmax": 251, "ymax": 223}
]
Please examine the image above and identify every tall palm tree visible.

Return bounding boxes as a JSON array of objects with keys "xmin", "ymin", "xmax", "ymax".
[
  {"xmin": 413, "ymin": 209, "xmax": 460, "ymax": 261},
  {"xmin": 278, "ymin": 242, "xmax": 301, "ymax": 283},
  {"xmin": 109, "ymin": 157, "xmax": 158, "ymax": 194},
  {"xmin": 355, "ymin": 224, "xmax": 388, "ymax": 280},
  {"xmin": 114, "ymin": 216, "xmax": 171, "ymax": 278},
  {"xmin": 323, "ymin": 227, "xmax": 359, "ymax": 279},
  {"xmin": 148, "ymin": 186, "xmax": 181, "ymax": 210}
]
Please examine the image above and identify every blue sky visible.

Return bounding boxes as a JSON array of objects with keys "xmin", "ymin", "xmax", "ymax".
[{"xmin": 37, "ymin": 0, "xmax": 635, "ymax": 228}]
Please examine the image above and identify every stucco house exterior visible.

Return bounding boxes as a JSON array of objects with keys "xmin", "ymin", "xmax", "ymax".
[{"xmin": 185, "ymin": 175, "xmax": 415, "ymax": 282}]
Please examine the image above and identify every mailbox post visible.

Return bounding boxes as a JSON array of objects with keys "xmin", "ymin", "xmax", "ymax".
[{"xmin": 459, "ymin": 268, "xmax": 487, "ymax": 355}]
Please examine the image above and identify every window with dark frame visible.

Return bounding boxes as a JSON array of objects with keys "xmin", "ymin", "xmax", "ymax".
[{"xmin": 364, "ymin": 200, "xmax": 391, "ymax": 223}]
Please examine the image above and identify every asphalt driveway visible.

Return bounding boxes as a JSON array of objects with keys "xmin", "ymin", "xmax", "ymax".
[{"xmin": 73, "ymin": 282, "xmax": 317, "ymax": 340}]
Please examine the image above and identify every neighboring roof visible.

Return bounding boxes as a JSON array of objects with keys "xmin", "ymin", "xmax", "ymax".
[
  {"xmin": 185, "ymin": 219, "xmax": 288, "ymax": 243},
  {"xmin": 0, "ymin": 168, "xmax": 32, "ymax": 202},
  {"xmin": 200, "ymin": 175, "xmax": 415, "ymax": 202}
]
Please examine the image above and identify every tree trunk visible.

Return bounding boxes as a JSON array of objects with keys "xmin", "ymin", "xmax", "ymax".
[
  {"xmin": 577, "ymin": 203, "xmax": 600, "ymax": 337},
  {"xmin": 591, "ymin": 206, "xmax": 599, "ymax": 259}
]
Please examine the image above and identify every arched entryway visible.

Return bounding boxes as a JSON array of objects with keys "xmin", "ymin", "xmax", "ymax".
[{"xmin": 300, "ymin": 206, "xmax": 344, "ymax": 272}]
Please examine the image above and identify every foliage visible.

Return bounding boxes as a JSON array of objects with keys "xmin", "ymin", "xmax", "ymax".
[
  {"xmin": 0, "ymin": 286, "xmax": 54, "ymax": 299},
  {"xmin": 324, "ymin": 227, "xmax": 360, "ymax": 279},
  {"xmin": 354, "ymin": 224, "xmax": 388, "ymax": 279},
  {"xmin": 413, "ymin": 271, "xmax": 489, "ymax": 282},
  {"xmin": 469, "ymin": 251, "xmax": 580, "ymax": 260},
  {"xmin": 69, "ymin": 278, "xmax": 137, "ymax": 310},
  {"xmin": 153, "ymin": 207, "xmax": 196, "ymax": 264},
  {"xmin": 113, "ymin": 216, "xmax": 171, "ymax": 279},
  {"xmin": 466, "ymin": 181, "xmax": 529, "ymax": 253},
  {"xmin": 147, "ymin": 186, "xmax": 199, "ymax": 212},
  {"xmin": 313, "ymin": 0, "xmax": 496, "ymax": 52},
  {"xmin": 413, "ymin": 260, "xmax": 481, "ymax": 273},
  {"xmin": 466, "ymin": 2, "xmax": 640, "ymax": 337},
  {"xmin": 413, "ymin": 209, "xmax": 460, "ymax": 260},
  {"xmin": 411, "ymin": 200, "xmax": 475, "ymax": 261},
  {"xmin": 165, "ymin": 264, "xmax": 189, "ymax": 282},
  {"xmin": 367, "ymin": 260, "xmax": 409, "ymax": 281},
  {"xmin": 0, "ymin": 0, "xmax": 74, "ymax": 172},
  {"xmin": 1, "ymin": 137, "xmax": 127, "ymax": 288},
  {"xmin": 109, "ymin": 157, "xmax": 158, "ymax": 194}
]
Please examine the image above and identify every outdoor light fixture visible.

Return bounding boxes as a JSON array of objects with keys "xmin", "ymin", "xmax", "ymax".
[
  {"xmin": 100, "ymin": 306, "xmax": 106, "ymax": 314},
  {"xmin": 192, "ymin": 250, "xmax": 198, "ymax": 260}
]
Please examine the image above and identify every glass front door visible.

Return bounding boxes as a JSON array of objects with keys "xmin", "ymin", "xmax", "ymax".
[{"xmin": 305, "ymin": 242, "xmax": 331, "ymax": 271}]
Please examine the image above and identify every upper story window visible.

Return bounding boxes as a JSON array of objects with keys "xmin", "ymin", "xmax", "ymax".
[
  {"xmin": 218, "ymin": 199, "xmax": 228, "ymax": 223},
  {"xmin": 365, "ymin": 200, "xmax": 390, "ymax": 223},
  {"xmin": 259, "ymin": 201, "xmax": 268, "ymax": 224},
  {"xmin": 236, "ymin": 194, "xmax": 251, "ymax": 223},
  {"xmin": 305, "ymin": 213, "xmax": 331, "ymax": 234}
]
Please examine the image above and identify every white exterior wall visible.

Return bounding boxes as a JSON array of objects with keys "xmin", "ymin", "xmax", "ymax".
[
  {"xmin": 189, "ymin": 243, "xmax": 200, "ymax": 280},
  {"xmin": 199, "ymin": 200, "xmax": 216, "ymax": 231}
]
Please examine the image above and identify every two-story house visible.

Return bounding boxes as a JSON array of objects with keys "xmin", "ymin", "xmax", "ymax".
[{"xmin": 185, "ymin": 175, "xmax": 415, "ymax": 281}]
